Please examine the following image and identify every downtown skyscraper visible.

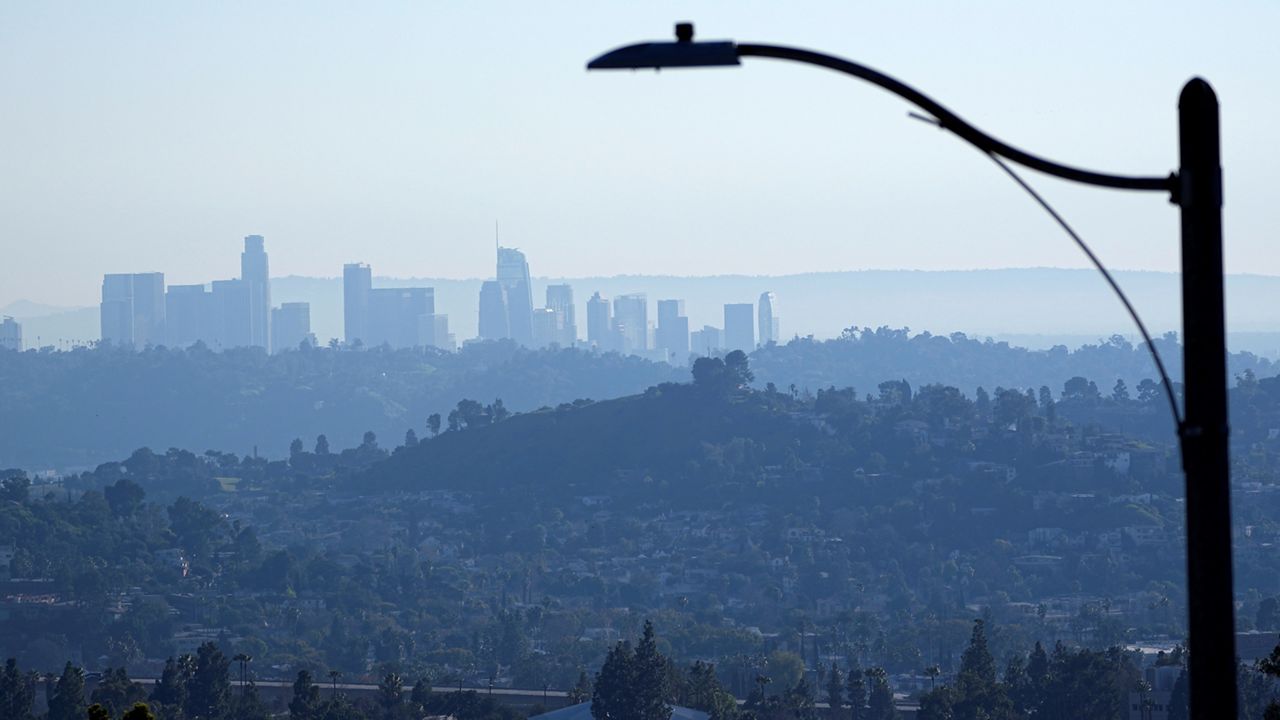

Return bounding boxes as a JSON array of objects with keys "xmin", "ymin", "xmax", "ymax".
[
  {"xmin": 100, "ymin": 272, "xmax": 165, "ymax": 349},
  {"xmin": 496, "ymin": 246, "xmax": 534, "ymax": 346},
  {"xmin": 724, "ymin": 303, "xmax": 755, "ymax": 353},
  {"xmin": 241, "ymin": 235, "xmax": 270, "ymax": 351},
  {"xmin": 758, "ymin": 291, "xmax": 779, "ymax": 347},
  {"xmin": 656, "ymin": 299, "xmax": 690, "ymax": 359},
  {"xmin": 343, "ymin": 263, "xmax": 372, "ymax": 346},
  {"xmin": 586, "ymin": 291, "xmax": 612, "ymax": 350},
  {"xmin": 343, "ymin": 261, "xmax": 447, "ymax": 350},
  {"xmin": 545, "ymin": 284, "xmax": 577, "ymax": 346}
]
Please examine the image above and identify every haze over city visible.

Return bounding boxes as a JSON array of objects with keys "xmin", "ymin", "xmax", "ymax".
[{"xmin": 3, "ymin": 4, "xmax": 1280, "ymax": 720}]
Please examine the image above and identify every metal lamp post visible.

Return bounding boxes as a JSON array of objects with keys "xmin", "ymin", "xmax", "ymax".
[{"xmin": 588, "ymin": 23, "xmax": 1234, "ymax": 718}]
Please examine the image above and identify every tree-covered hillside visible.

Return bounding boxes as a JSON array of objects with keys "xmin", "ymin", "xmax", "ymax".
[
  {"xmin": 0, "ymin": 341, "xmax": 682, "ymax": 470},
  {"xmin": 751, "ymin": 327, "xmax": 1276, "ymax": 399},
  {"xmin": 2, "ymin": 328, "xmax": 1276, "ymax": 473},
  {"xmin": 5, "ymin": 356, "xmax": 1280, "ymax": 714}
]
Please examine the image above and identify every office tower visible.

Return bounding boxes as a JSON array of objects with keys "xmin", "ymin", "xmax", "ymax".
[
  {"xmin": 613, "ymin": 293, "xmax": 647, "ymax": 354},
  {"xmin": 655, "ymin": 299, "xmax": 690, "ymax": 359},
  {"xmin": 545, "ymin": 284, "xmax": 577, "ymax": 345},
  {"xmin": 367, "ymin": 287, "xmax": 434, "ymax": 348},
  {"xmin": 0, "ymin": 317, "xmax": 20, "ymax": 351},
  {"xmin": 211, "ymin": 279, "xmax": 251, "ymax": 349},
  {"xmin": 531, "ymin": 308, "xmax": 559, "ymax": 347},
  {"xmin": 758, "ymin": 291, "xmax": 780, "ymax": 346},
  {"xmin": 586, "ymin": 291, "xmax": 612, "ymax": 350},
  {"xmin": 165, "ymin": 284, "xmax": 215, "ymax": 348},
  {"xmin": 421, "ymin": 314, "xmax": 455, "ymax": 351},
  {"xmin": 100, "ymin": 272, "xmax": 165, "ymax": 349},
  {"xmin": 343, "ymin": 263, "xmax": 372, "ymax": 347},
  {"xmin": 478, "ymin": 281, "xmax": 510, "ymax": 340},
  {"xmin": 100, "ymin": 274, "xmax": 135, "ymax": 347},
  {"xmin": 690, "ymin": 326, "xmax": 722, "ymax": 356},
  {"xmin": 723, "ymin": 303, "xmax": 755, "ymax": 353},
  {"xmin": 271, "ymin": 302, "xmax": 312, "ymax": 353},
  {"xmin": 241, "ymin": 235, "xmax": 270, "ymax": 351},
  {"xmin": 497, "ymin": 246, "xmax": 534, "ymax": 346}
]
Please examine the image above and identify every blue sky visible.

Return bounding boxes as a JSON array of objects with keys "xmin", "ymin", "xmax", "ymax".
[{"xmin": 1, "ymin": 1, "xmax": 1277, "ymax": 307}]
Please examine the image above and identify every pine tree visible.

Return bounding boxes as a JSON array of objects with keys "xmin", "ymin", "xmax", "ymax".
[
  {"xmin": 952, "ymin": 620, "xmax": 1012, "ymax": 720},
  {"xmin": 290, "ymin": 670, "xmax": 321, "ymax": 720},
  {"xmin": 825, "ymin": 666, "xmax": 844, "ymax": 720},
  {"xmin": 91, "ymin": 667, "xmax": 146, "ymax": 718},
  {"xmin": 46, "ymin": 662, "xmax": 86, "ymax": 720},
  {"xmin": 569, "ymin": 670, "xmax": 592, "ymax": 704},
  {"xmin": 150, "ymin": 656, "xmax": 192, "ymax": 715},
  {"xmin": 845, "ymin": 664, "xmax": 866, "ymax": 720},
  {"xmin": 1004, "ymin": 655, "xmax": 1032, "ymax": 717},
  {"xmin": 410, "ymin": 676, "xmax": 433, "ymax": 712},
  {"xmin": 87, "ymin": 704, "xmax": 111, "ymax": 720},
  {"xmin": 864, "ymin": 668, "xmax": 897, "ymax": 720},
  {"xmin": 786, "ymin": 677, "xmax": 817, "ymax": 720},
  {"xmin": 186, "ymin": 642, "xmax": 231, "ymax": 720},
  {"xmin": 232, "ymin": 681, "xmax": 270, "ymax": 720},
  {"xmin": 633, "ymin": 621, "xmax": 672, "ymax": 720},
  {"xmin": 0, "ymin": 658, "xmax": 35, "ymax": 720},
  {"xmin": 378, "ymin": 672, "xmax": 404, "ymax": 718},
  {"xmin": 592, "ymin": 641, "xmax": 635, "ymax": 720}
]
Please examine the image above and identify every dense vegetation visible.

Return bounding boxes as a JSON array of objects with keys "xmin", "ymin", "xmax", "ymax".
[
  {"xmin": 0, "ymin": 341, "xmax": 682, "ymax": 470},
  {"xmin": 751, "ymin": 327, "xmax": 1277, "ymax": 401},
  {"xmin": 3, "ymin": 329, "xmax": 1276, "ymax": 471},
  {"xmin": 9, "ymin": 621, "xmax": 1278, "ymax": 720},
  {"xmin": 5, "ymin": 351, "xmax": 1280, "ymax": 718}
]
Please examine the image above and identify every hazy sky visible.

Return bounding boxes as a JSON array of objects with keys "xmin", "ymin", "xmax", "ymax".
[{"xmin": 2, "ymin": 1, "xmax": 1277, "ymax": 308}]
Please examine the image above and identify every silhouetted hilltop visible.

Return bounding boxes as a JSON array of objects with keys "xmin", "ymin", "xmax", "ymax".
[{"xmin": 365, "ymin": 379, "xmax": 815, "ymax": 497}]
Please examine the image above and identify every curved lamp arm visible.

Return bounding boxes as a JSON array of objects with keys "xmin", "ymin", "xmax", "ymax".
[
  {"xmin": 587, "ymin": 28, "xmax": 1178, "ymax": 197},
  {"xmin": 736, "ymin": 44, "xmax": 1176, "ymax": 195}
]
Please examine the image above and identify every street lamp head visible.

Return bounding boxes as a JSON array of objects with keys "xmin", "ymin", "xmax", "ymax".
[{"xmin": 587, "ymin": 22, "xmax": 740, "ymax": 70}]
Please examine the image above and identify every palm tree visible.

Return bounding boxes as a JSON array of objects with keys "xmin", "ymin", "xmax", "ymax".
[
  {"xmin": 924, "ymin": 666, "xmax": 940, "ymax": 691},
  {"xmin": 328, "ymin": 670, "xmax": 342, "ymax": 699},
  {"xmin": 232, "ymin": 654, "xmax": 252, "ymax": 698}
]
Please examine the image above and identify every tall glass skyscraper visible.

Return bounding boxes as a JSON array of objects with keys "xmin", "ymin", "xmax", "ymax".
[
  {"xmin": 100, "ymin": 272, "xmax": 166, "ymax": 349},
  {"xmin": 656, "ymin": 299, "xmax": 689, "ymax": 359},
  {"xmin": 241, "ymin": 235, "xmax": 270, "ymax": 352},
  {"xmin": 723, "ymin": 303, "xmax": 755, "ymax": 353},
  {"xmin": 613, "ymin": 293, "xmax": 648, "ymax": 353},
  {"xmin": 545, "ymin": 284, "xmax": 577, "ymax": 346},
  {"xmin": 758, "ymin": 291, "xmax": 779, "ymax": 347},
  {"xmin": 586, "ymin": 291, "xmax": 611, "ymax": 350},
  {"xmin": 496, "ymin": 246, "xmax": 533, "ymax": 346},
  {"xmin": 478, "ymin": 280, "xmax": 510, "ymax": 341},
  {"xmin": 343, "ymin": 263, "xmax": 372, "ymax": 347}
]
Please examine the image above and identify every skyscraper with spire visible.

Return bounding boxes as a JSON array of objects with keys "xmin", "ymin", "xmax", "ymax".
[{"xmin": 496, "ymin": 246, "xmax": 534, "ymax": 346}]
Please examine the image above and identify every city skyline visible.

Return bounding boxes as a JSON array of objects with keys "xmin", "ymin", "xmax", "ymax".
[{"xmin": 85, "ymin": 236, "xmax": 781, "ymax": 360}]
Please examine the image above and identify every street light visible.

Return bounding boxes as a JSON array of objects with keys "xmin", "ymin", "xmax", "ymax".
[{"xmin": 588, "ymin": 23, "xmax": 1234, "ymax": 719}]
